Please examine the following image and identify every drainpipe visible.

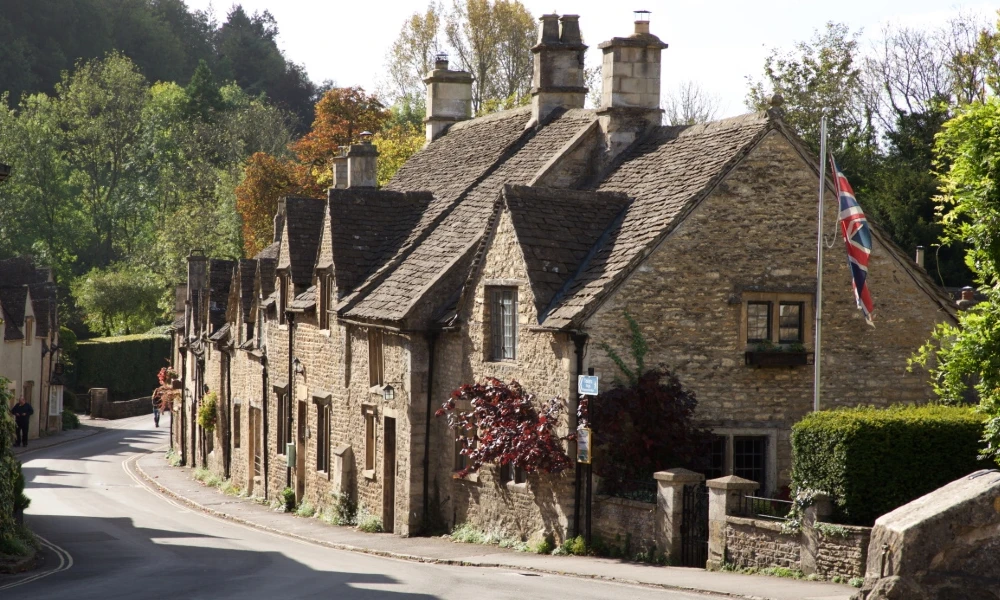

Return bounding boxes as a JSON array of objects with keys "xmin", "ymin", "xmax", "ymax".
[
  {"xmin": 570, "ymin": 332, "xmax": 588, "ymax": 539},
  {"xmin": 422, "ymin": 329, "xmax": 439, "ymax": 532},
  {"xmin": 262, "ymin": 356, "xmax": 269, "ymax": 501},
  {"xmin": 179, "ymin": 348, "xmax": 187, "ymax": 464},
  {"xmin": 224, "ymin": 350, "xmax": 232, "ymax": 479},
  {"xmin": 286, "ymin": 312, "xmax": 296, "ymax": 489}
]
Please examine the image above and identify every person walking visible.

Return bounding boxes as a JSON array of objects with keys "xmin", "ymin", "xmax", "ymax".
[
  {"xmin": 151, "ymin": 390, "xmax": 162, "ymax": 428},
  {"xmin": 12, "ymin": 396, "xmax": 33, "ymax": 447}
]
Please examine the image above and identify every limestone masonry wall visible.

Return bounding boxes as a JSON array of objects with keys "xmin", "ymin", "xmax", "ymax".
[
  {"xmin": 591, "ymin": 496, "xmax": 656, "ymax": 552},
  {"xmin": 724, "ymin": 516, "xmax": 870, "ymax": 579}
]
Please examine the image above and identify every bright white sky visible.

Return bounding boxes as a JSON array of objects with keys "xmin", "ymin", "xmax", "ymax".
[{"xmin": 185, "ymin": 0, "xmax": 995, "ymax": 117}]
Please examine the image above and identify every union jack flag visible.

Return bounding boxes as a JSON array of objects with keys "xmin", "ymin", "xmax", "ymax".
[{"xmin": 831, "ymin": 156, "xmax": 874, "ymax": 325}]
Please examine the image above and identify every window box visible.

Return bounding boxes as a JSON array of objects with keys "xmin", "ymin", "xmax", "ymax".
[{"xmin": 744, "ymin": 350, "xmax": 813, "ymax": 367}]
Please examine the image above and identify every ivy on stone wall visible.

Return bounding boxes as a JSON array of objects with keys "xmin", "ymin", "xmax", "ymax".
[{"xmin": 0, "ymin": 377, "xmax": 19, "ymax": 546}]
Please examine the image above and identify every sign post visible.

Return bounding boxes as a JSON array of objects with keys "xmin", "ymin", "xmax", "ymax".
[{"xmin": 577, "ymin": 373, "xmax": 598, "ymax": 545}]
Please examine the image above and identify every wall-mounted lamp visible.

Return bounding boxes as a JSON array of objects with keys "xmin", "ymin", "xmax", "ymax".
[
  {"xmin": 382, "ymin": 384, "xmax": 395, "ymax": 402},
  {"xmin": 293, "ymin": 357, "xmax": 304, "ymax": 374}
]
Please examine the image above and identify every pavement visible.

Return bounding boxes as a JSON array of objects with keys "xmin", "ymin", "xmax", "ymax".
[{"xmin": 135, "ymin": 447, "xmax": 856, "ymax": 600}]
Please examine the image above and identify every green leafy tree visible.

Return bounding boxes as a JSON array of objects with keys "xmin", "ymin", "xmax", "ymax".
[
  {"xmin": 71, "ymin": 263, "xmax": 165, "ymax": 336},
  {"xmin": 913, "ymin": 98, "xmax": 1000, "ymax": 463},
  {"xmin": 0, "ymin": 376, "xmax": 24, "ymax": 552},
  {"xmin": 384, "ymin": 3, "xmax": 443, "ymax": 102}
]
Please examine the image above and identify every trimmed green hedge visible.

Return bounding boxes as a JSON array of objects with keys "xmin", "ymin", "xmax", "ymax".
[
  {"xmin": 76, "ymin": 334, "xmax": 170, "ymax": 401},
  {"xmin": 791, "ymin": 405, "xmax": 987, "ymax": 526}
]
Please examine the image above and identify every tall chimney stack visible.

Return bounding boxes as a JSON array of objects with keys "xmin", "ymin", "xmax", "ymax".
[
  {"xmin": 530, "ymin": 14, "xmax": 588, "ymax": 125},
  {"xmin": 424, "ymin": 53, "xmax": 473, "ymax": 142},
  {"xmin": 597, "ymin": 10, "xmax": 668, "ymax": 159},
  {"xmin": 331, "ymin": 146, "xmax": 348, "ymax": 189},
  {"xmin": 347, "ymin": 132, "xmax": 378, "ymax": 188}
]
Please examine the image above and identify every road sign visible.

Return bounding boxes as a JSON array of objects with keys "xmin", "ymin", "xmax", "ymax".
[{"xmin": 578, "ymin": 375, "xmax": 598, "ymax": 396}]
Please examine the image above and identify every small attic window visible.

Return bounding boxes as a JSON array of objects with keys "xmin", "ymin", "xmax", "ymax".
[{"xmin": 488, "ymin": 287, "xmax": 517, "ymax": 362}]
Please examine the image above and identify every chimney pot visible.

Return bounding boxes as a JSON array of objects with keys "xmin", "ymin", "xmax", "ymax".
[
  {"xmin": 559, "ymin": 14, "xmax": 582, "ymax": 44},
  {"xmin": 538, "ymin": 14, "xmax": 560, "ymax": 44},
  {"xmin": 915, "ymin": 245, "xmax": 925, "ymax": 269},
  {"xmin": 634, "ymin": 9, "xmax": 651, "ymax": 34},
  {"xmin": 961, "ymin": 286, "xmax": 975, "ymax": 301},
  {"xmin": 434, "ymin": 52, "xmax": 449, "ymax": 70}
]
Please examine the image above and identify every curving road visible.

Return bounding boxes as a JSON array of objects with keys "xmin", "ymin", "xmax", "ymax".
[{"xmin": 2, "ymin": 416, "xmax": 728, "ymax": 600}]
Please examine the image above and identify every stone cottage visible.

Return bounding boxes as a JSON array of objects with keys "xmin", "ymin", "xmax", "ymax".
[
  {"xmin": 170, "ymin": 12, "xmax": 955, "ymax": 541},
  {"xmin": 0, "ymin": 256, "xmax": 62, "ymax": 439}
]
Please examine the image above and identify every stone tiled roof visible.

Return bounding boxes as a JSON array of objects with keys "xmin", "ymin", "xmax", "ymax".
[
  {"xmin": 238, "ymin": 259, "xmax": 256, "ymax": 323},
  {"xmin": 171, "ymin": 315, "xmax": 186, "ymax": 331},
  {"xmin": 343, "ymin": 108, "xmax": 598, "ymax": 323},
  {"xmin": 500, "ymin": 185, "xmax": 630, "ymax": 319},
  {"xmin": 0, "ymin": 256, "xmax": 38, "ymax": 285},
  {"xmin": 0, "ymin": 286, "xmax": 26, "ymax": 340},
  {"xmin": 209, "ymin": 322, "xmax": 230, "ymax": 343},
  {"xmin": 281, "ymin": 197, "xmax": 325, "ymax": 288},
  {"xmin": 254, "ymin": 242, "xmax": 280, "ymax": 260},
  {"xmin": 324, "ymin": 189, "xmax": 433, "ymax": 294},
  {"xmin": 258, "ymin": 258, "xmax": 277, "ymax": 300},
  {"xmin": 544, "ymin": 112, "xmax": 774, "ymax": 328},
  {"xmin": 289, "ymin": 286, "xmax": 316, "ymax": 311},
  {"xmin": 209, "ymin": 259, "xmax": 235, "ymax": 332}
]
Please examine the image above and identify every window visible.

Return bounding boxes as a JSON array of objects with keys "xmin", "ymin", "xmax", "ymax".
[
  {"xmin": 22, "ymin": 381, "xmax": 33, "ymax": 405},
  {"xmin": 319, "ymin": 273, "xmax": 331, "ymax": 330},
  {"xmin": 316, "ymin": 403, "xmax": 330, "ymax": 472},
  {"xmin": 489, "ymin": 287, "xmax": 517, "ymax": 361},
  {"xmin": 733, "ymin": 436, "xmax": 768, "ymax": 493},
  {"xmin": 24, "ymin": 317, "xmax": 33, "ymax": 346},
  {"xmin": 746, "ymin": 302, "xmax": 771, "ymax": 343},
  {"xmin": 363, "ymin": 406, "xmax": 376, "ymax": 472},
  {"xmin": 368, "ymin": 329, "xmax": 384, "ymax": 387},
  {"xmin": 704, "ymin": 436, "xmax": 727, "ymax": 480},
  {"xmin": 278, "ymin": 275, "xmax": 288, "ymax": 325},
  {"xmin": 500, "ymin": 462, "xmax": 526, "ymax": 486},
  {"xmin": 277, "ymin": 391, "xmax": 288, "ymax": 454},
  {"xmin": 233, "ymin": 403, "xmax": 241, "ymax": 449},
  {"xmin": 778, "ymin": 302, "xmax": 803, "ymax": 343}
]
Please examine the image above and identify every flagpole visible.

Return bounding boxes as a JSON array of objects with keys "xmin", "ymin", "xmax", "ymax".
[{"xmin": 814, "ymin": 117, "xmax": 827, "ymax": 413}]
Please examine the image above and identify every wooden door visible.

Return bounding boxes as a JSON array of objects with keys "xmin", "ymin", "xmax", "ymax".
[
  {"xmin": 295, "ymin": 401, "xmax": 306, "ymax": 501},
  {"xmin": 382, "ymin": 417, "xmax": 396, "ymax": 533}
]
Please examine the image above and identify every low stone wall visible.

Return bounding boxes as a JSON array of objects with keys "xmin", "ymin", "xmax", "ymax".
[
  {"xmin": 592, "ymin": 495, "xmax": 656, "ymax": 551},
  {"xmin": 724, "ymin": 515, "xmax": 870, "ymax": 579},
  {"xmin": 725, "ymin": 516, "xmax": 800, "ymax": 570},
  {"xmin": 92, "ymin": 396, "xmax": 154, "ymax": 420},
  {"xmin": 816, "ymin": 524, "xmax": 870, "ymax": 579}
]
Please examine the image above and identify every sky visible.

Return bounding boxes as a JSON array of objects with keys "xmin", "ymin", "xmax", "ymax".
[{"xmin": 184, "ymin": 0, "xmax": 995, "ymax": 118}]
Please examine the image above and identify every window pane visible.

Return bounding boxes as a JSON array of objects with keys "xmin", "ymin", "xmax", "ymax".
[
  {"xmin": 733, "ymin": 436, "xmax": 767, "ymax": 492},
  {"xmin": 746, "ymin": 302, "xmax": 771, "ymax": 342},
  {"xmin": 490, "ymin": 288, "xmax": 517, "ymax": 361},
  {"xmin": 779, "ymin": 303, "xmax": 803, "ymax": 343}
]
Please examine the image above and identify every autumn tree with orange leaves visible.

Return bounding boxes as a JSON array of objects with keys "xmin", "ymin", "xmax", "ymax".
[{"xmin": 235, "ymin": 86, "xmax": 391, "ymax": 254}]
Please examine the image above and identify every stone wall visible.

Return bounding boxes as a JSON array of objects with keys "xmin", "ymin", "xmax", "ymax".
[
  {"xmin": 93, "ymin": 396, "xmax": 154, "ymax": 420},
  {"xmin": 592, "ymin": 496, "xmax": 656, "ymax": 551},
  {"xmin": 724, "ymin": 515, "xmax": 870, "ymax": 579},
  {"xmin": 725, "ymin": 516, "xmax": 801, "ymax": 571}
]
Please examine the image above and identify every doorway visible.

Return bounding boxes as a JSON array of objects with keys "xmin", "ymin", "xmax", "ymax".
[
  {"xmin": 249, "ymin": 407, "xmax": 263, "ymax": 496},
  {"xmin": 382, "ymin": 417, "xmax": 396, "ymax": 533},
  {"xmin": 296, "ymin": 401, "xmax": 306, "ymax": 502}
]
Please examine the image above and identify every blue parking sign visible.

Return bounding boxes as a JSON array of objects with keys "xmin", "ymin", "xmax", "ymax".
[{"xmin": 578, "ymin": 375, "xmax": 598, "ymax": 396}]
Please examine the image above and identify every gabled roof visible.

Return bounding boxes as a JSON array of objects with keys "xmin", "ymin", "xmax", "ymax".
[
  {"xmin": 257, "ymin": 257, "xmax": 277, "ymax": 301},
  {"xmin": 289, "ymin": 286, "xmax": 316, "ymax": 311},
  {"xmin": 543, "ymin": 112, "xmax": 775, "ymax": 328},
  {"xmin": 238, "ymin": 259, "xmax": 256, "ymax": 323},
  {"xmin": 323, "ymin": 189, "xmax": 433, "ymax": 294},
  {"xmin": 0, "ymin": 286, "xmax": 27, "ymax": 340},
  {"xmin": 208, "ymin": 259, "xmax": 235, "ymax": 333},
  {"xmin": 254, "ymin": 242, "xmax": 280, "ymax": 261},
  {"xmin": 209, "ymin": 322, "xmax": 230, "ymax": 343},
  {"xmin": 278, "ymin": 197, "xmax": 325, "ymax": 288},
  {"xmin": 500, "ymin": 185, "xmax": 630, "ymax": 319},
  {"xmin": 341, "ymin": 108, "xmax": 599, "ymax": 324}
]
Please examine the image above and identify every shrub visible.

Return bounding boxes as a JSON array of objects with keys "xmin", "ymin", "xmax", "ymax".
[
  {"xmin": 328, "ymin": 491, "xmax": 357, "ymax": 525},
  {"xmin": 791, "ymin": 405, "xmax": 986, "ymax": 525},
  {"xmin": 296, "ymin": 501, "xmax": 315, "ymax": 518},
  {"xmin": 280, "ymin": 487, "xmax": 296, "ymax": 512},
  {"xmin": 62, "ymin": 409, "xmax": 80, "ymax": 430},
  {"xmin": 356, "ymin": 506, "xmax": 383, "ymax": 533},
  {"xmin": 553, "ymin": 535, "xmax": 588, "ymax": 556},
  {"xmin": 198, "ymin": 392, "xmax": 218, "ymax": 431},
  {"xmin": 76, "ymin": 334, "xmax": 170, "ymax": 400}
]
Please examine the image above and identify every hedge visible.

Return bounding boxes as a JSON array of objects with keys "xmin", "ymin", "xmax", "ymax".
[
  {"xmin": 76, "ymin": 334, "xmax": 170, "ymax": 401},
  {"xmin": 791, "ymin": 404, "xmax": 986, "ymax": 526}
]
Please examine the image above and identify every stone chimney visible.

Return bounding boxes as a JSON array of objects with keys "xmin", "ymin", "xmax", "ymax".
[
  {"xmin": 347, "ymin": 134, "xmax": 378, "ymax": 188},
  {"xmin": 186, "ymin": 250, "xmax": 207, "ymax": 337},
  {"xmin": 597, "ymin": 11, "xmax": 668, "ymax": 158},
  {"xmin": 530, "ymin": 14, "xmax": 588, "ymax": 125},
  {"xmin": 273, "ymin": 198, "xmax": 286, "ymax": 242},
  {"xmin": 424, "ymin": 54, "xmax": 473, "ymax": 142},
  {"xmin": 331, "ymin": 146, "xmax": 348, "ymax": 189}
]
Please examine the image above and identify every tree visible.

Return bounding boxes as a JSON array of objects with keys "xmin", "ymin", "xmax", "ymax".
[
  {"xmin": 71, "ymin": 263, "xmax": 165, "ymax": 336},
  {"xmin": 290, "ymin": 87, "xmax": 388, "ymax": 188},
  {"xmin": 913, "ymin": 98, "xmax": 1000, "ymax": 463},
  {"xmin": 184, "ymin": 59, "xmax": 225, "ymax": 122},
  {"xmin": 663, "ymin": 81, "xmax": 721, "ymax": 126},
  {"xmin": 385, "ymin": 4, "xmax": 443, "ymax": 102},
  {"xmin": 56, "ymin": 52, "xmax": 150, "ymax": 268},
  {"xmin": 235, "ymin": 152, "xmax": 301, "ymax": 257},
  {"xmin": 373, "ymin": 122, "xmax": 425, "ymax": 187},
  {"xmin": 445, "ymin": 0, "xmax": 535, "ymax": 114},
  {"xmin": 0, "ymin": 376, "xmax": 28, "ymax": 553},
  {"xmin": 436, "ymin": 378, "xmax": 572, "ymax": 477}
]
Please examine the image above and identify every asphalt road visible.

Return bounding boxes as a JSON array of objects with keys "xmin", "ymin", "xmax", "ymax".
[{"xmin": 2, "ymin": 416, "xmax": 729, "ymax": 600}]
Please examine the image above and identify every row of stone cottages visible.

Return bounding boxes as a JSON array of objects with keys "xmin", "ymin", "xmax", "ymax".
[
  {"xmin": 0, "ymin": 256, "xmax": 63, "ymax": 440},
  {"xmin": 167, "ymin": 13, "xmax": 955, "ymax": 540}
]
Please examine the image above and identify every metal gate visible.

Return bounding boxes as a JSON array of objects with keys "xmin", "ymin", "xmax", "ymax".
[{"xmin": 681, "ymin": 482, "xmax": 709, "ymax": 568}]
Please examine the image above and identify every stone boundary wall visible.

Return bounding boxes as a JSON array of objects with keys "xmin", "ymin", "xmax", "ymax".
[
  {"xmin": 92, "ymin": 396, "xmax": 154, "ymax": 420},
  {"xmin": 592, "ymin": 495, "xmax": 656, "ymax": 551},
  {"xmin": 724, "ymin": 515, "xmax": 870, "ymax": 579}
]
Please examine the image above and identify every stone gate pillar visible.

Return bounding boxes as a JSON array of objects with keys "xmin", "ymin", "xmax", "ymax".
[
  {"xmin": 706, "ymin": 475, "xmax": 759, "ymax": 570},
  {"xmin": 654, "ymin": 468, "xmax": 705, "ymax": 562}
]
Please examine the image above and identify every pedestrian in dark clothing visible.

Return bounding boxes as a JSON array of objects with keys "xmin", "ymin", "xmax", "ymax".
[
  {"xmin": 11, "ymin": 396, "xmax": 32, "ymax": 447},
  {"xmin": 151, "ymin": 391, "xmax": 162, "ymax": 428}
]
